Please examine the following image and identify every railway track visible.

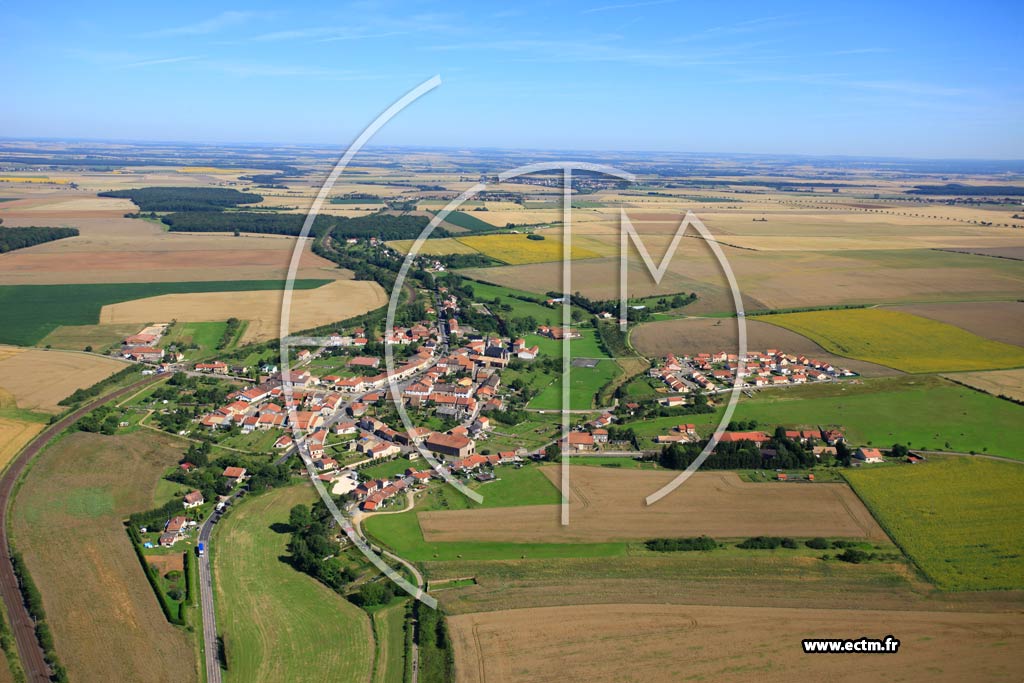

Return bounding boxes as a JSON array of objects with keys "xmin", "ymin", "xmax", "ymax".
[{"xmin": 0, "ymin": 375, "xmax": 160, "ymax": 682}]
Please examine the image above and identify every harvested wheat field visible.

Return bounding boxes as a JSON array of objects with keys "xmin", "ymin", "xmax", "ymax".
[
  {"xmin": 418, "ymin": 467, "xmax": 885, "ymax": 543},
  {"xmin": 0, "ymin": 346, "xmax": 127, "ymax": 412},
  {"xmin": 890, "ymin": 300, "xmax": 1024, "ymax": 346},
  {"xmin": 631, "ymin": 317, "xmax": 901, "ymax": 377},
  {"xmin": 0, "ymin": 415, "xmax": 44, "ymax": 471},
  {"xmin": 943, "ymin": 368, "xmax": 1024, "ymax": 401},
  {"xmin": 449, "ymin": 603, "xmax": 1024, "ymax": 683},
  {"xmin": 10, "ymin": 431, "xmax": 197, "ymax": 683},
  {"xmin": 99, "ymin": 279, "xmax": 387, "ymax": 342}
]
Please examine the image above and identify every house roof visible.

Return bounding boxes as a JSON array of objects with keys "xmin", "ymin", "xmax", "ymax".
[{"xmin": 222, "ymin": 466, "xmax": 247, "ymax": 478}]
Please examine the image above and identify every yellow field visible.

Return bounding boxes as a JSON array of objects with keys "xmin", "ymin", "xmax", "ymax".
[
  {"xmin": 176, "ymin": 166, "xmax": 271, "ymax": 174},
  {"xmin": 757, "ymin": 308, "xmax": 1024, "ymax": 373},
  {"xmin": 99, "ymin": 279, "xmax": 388, "ymax": 342},
  {"xmin": 942, "ymin": 368, "xmax": 1024, "ymax": 401},
  {"xmin": 0, "ymin": 346, "xmax": 127, "ymax": 412},
  {"xmin": 387, "ymin": 238, "xmax": 480, "ymax": 256},
  {"xmin": 0, "ymin": 176, "xmax": 69, "ymax": 184},
  {"xmin": 0, "ymin": 416, "xmax": 43, "ymax": 472},
  {"xmin": 454, "ymin": 234, "xmax": 602, "ymax": 265}
]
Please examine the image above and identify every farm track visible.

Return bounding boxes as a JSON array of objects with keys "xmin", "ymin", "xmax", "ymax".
[{"xmin": 0, "ymin": 374, "xmax": 160, "ymax": 683}]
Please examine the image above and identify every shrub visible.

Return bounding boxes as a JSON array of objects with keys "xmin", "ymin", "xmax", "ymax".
[
  {"xmin": 806, "ymin": 537, "xmax": 830, "ymax": 550},
  {"xmin": 646, "ymin": 536, "xmax": 717, "ymax": 552},
  {"xmin": 837, "ymin": 548, "xmax": 870, "ymax": 564}
]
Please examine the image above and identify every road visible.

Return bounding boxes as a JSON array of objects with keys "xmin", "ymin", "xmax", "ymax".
[
  {"xmin": 0, "ymin": 375, "xmax": 161, "ymax": 683},
  {"xmin": 197, "ymin": 507, "xmax": 222, "ymax": 683}
]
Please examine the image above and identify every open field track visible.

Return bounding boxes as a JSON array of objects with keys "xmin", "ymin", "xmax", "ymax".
[
  {"xmin": 418, "ymin": 467, "xmax": 885, "ymax": 544},
  {"xmin": 0, "ymin": 346, "xmax": 127, "ymax": 412},
  {"xmin": 449, "ymin": 603, "xmax": 1024, "ymax": 683},
  {"xmin": 213, "ymin": 484, "xmax": 373, "ymax": 683},
  {"xmin": 9, "ymin": 426, "xmax": 196, "ymax": 683},
  {"xmin": 98, "ymin": 279, "xmax": 387, "ymax": 342}
]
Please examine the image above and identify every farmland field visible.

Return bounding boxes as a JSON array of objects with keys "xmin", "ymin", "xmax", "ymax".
[
  {"xmin": 438, "ymin": 210, "xmax": 498, "ymax": 232},
  {"xmin": 0, "ymin": 279, "xmax": 332, "ymax": 345},
  {"xmin": 943, "ymin": 368, "xmax": 1024, "ymax": 401},
  {"xmin": 843, "ymin": 457, "xmax": 1024, "ymax": 590},
  {"xmin": 0, "ymin": 409, "xmax": 45, "ymax": 472},
  {"xmin": 98, "ymin": 279, "xmax": 386, "ymax": 343},
  {"xmin": 159, "ymin": 320, "xmax": 230, "ymax": 356},
  {"xmin": 759, "ymin": 308, "xmax": 1024, "ymax": 372},
  {"xmin": 38, "ymin": 322, "xmax": 142, "ymax": 352},
  {"xmin": 418, "ymin": 467, "xmax": 885, "ymax": 544},
  {"xmin": 213, "ymin": 484, "xmax": 373, "ymax": 683},
  {"xmin": 0, "ymin": 346, "xmax": 127, "ymax": 411},
  {"xmin": 454, "ymin": 234, "xmax": 601, "ymax": 264},
  {"xmin": 10, "ymin": 431, "xmax": 197, "ymax": 683},
  {"xmin": 386, "ymin": 237, "xmax": 480, "ymax": 256},
  {"xmin": 624, "ymin": 375, "xmax": 1024, "ymax": 458},
  {"xmin": 890, "ymin": 300, "xmax": 1024, "ymax": 346},
  {"xmin": 630, "ymin": 316, "xmax": 901, "ymax": 377},
  {"xmin": 449, "ymin": 603, "xmax": 1024, "ymax": 683}
]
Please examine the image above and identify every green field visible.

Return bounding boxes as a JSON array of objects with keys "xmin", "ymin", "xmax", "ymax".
[
  {"xmin": 843, "ymin": 457, "xmax": 1024, "ymax": 590},
  {"xmin": 462, "ymin": 279, "xmax": 561, "ymax": 326},
  {"xmin": 38, "ymin": 322, "xmax": 142, "ymax": 352},
  {"xmin": 760, "ymin": 308, "xmax": 1024, "ymax": 373},
  {"xmin": 363, "ymin": 466, "xmax": 628, "ymax": 562},
  {"xmin": 525, "ymin": 329, "xmax": 608, "ymax": 359},
  {"xmin": 528, "ymin": 359, "xmax": 621, "ymax": 411},
  {"xmin": 160, "ymin": 321, "xmax": 228, "ymax": 357},
  {"xmin": 213, "ymin": 484, "xmax": 373, "ymax": 682},
  {"xmin": 361, "ymin": 456, "xmax": 417, "ymax": 480},
  {"xmin": 439, "ymin": 210, "xmax": 498, "ymax": 232},
  {"xmin": 0, "ymin": 279, "xmax": 331, "ymax": 346},
  {"xmin": 371, "ymin": 602, "xmax": 408, "ymax": 683},
  {"xmin": 622, "ymin": 375, "xmax": 1024, "ymax": 458}
]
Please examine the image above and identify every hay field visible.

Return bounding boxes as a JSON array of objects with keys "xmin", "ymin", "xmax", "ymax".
[
  {"xmin": 454, "ymin": 234, "xmax": 601, "ymax": 264},
  {"xmin": 39, "ymin": 323, "xmax": 142, "ymax": 352},
  {"xmin": 844, "ymin": 457, "xmax": 1024, "ymax": 591},
  {"xmin": 0, "ymin": 346, "xmax": 127, "ymax": 412},
  {"xmin": 630, "ymin": 317, "xmax": 901, "ymax": 377},
  {"xmin": 450, "ymin": 603, "xmax": 1023, "ymax": 683},
  {"xmin": 10, "ymin": 431, "xmax": 197, "ymax": 683},
  {"xmin": 943, "ymin": 368, "xmax": 1024, "ymax": 401},
  {"xmin": 0, "ymin": 196, "xmax": 344, "ymax": 284},
  {"xmin": 760, "ymin": 309, "xmax": 1024, "ymax": 373},
  {"xmin": 417, "ymin": 467, "xmax": 885, "ymax": 543},
  {"xmin": 214, "ymin": 484, "xmax": 373, "ymax": 683},
  {"xmin": 99, "ymin": 279, "xmax": 387, "ymax": 342},
  {"xmin": 890, "ymin": 301, "xmax": 1024, "ymax": 346}
]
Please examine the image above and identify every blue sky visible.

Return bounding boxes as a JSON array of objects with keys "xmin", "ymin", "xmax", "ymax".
[{"xmin": 3, "ymin": 0, "xmax": 1022, "ymax": 158}]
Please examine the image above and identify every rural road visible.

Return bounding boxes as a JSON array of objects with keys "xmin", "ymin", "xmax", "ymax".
[
  {"xmin": 197, "ymin": 510, "xmax": 222, "ymax": 683},
  {"xmin": 0, "ymin": 374, "xmax": 160, "ymax": 683}
]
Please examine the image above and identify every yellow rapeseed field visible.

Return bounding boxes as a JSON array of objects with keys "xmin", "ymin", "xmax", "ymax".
[
  {"xmin": 454, "ymin": 234, "xmax": 602, "ymax": 265},
  {"xmin": 760, "ymin": 308, "xmax": 1024, "ymax": 372}
]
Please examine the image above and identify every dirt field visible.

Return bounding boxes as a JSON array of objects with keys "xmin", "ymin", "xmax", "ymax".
[
  {"xmin": 943, "ymin": 368, "xmax": 1024, "ymax": 401},
  {"xmin": 10, "ymin": 430, "xmax": 197, "ymax": 683},
  {"xmin": 449, "ymin": 603, "xmax": 1024, "ymax": 683},
  {"xmin": 0, "ymin": 194, "xmax": 344, "ymax": 285},
  {"xmin": 0, "ymin": 346, "xmax": 127, "ymax": 412},
  {"xmin": 890, "ymin": 301, "xmax": 1024, "ymax": 346},
  {"xmin": 630, "ymin": 317, "xmax": 902, "ymax": 376},
  {"xmin": 418, "ymin": 467, "xmax": 885, "ymax": 543},
  {"xmin": 98, "ymin": 279, "xmax": 387, "ymax": 342}
]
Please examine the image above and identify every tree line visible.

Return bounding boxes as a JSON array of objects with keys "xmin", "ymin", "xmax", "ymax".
[
  {"xmin": 100, "ymin": 186, "xmax": 263, "ymax": 211},
  {"xmin": 0, "ymin": 225, "xmax": 79, "ymax": 253}
]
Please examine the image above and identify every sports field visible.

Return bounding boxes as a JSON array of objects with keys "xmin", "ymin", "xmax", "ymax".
[
  {"xmin": 214, "ymin": 484, "xmax": 373, "ymax": 683},
  {"xmin": 450, "ymin": 603, "xmax": 1023, "ymax": 683},
  {"xmin": 10, "ymin": 431, "xmax": 197, "ymax": 683},
  {"xmin": 759, "ymin": 308, "xmax": 1024, "ymax": 373},
  {"xmin": 843, "ymin": 457, "xmax": 1024, "ymax": 591},
  {"xmin": 418, "ymin": 467, "xmax": 884, "ymax": 544}
]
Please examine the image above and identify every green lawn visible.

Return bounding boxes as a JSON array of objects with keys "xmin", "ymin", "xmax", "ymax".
[
  {"xmin": 363, "ymin": 465, "xmax": 628, "ymax": 562},
  {"xmin": 461, "ymin": 280, "xmax": 561, "ymax": 326},
  {"xmin": 161, "ymin": 321, "xmax": 227, "ymax": 358},
  {"xmin": 620, "ymin": 375, "xmax": 1024, "ymax": 458},
  {"xmin": 0, "ymin": 279, "xmax": 330, "ymax": 346},
  {"xmin": 361, "ymin": 457, "xmax": 417, "ymax": 480},
  {"xmin": 844, "ymin": 457, "xmax": 1024, "ymax": 590},
  {"xmin": 525, "ymin": 328, "xmax": 608, "ymax": 359},
  {"xmin": 528, "ymin": 359, "xmax": 621, "ymax": 410},
  {"xmin": 213, "ymin": 484, "xmax": 373, "ymax": 683},
  {"xmin": 216, "ymin": 429, "xmax": 282, "ymax": 454},
  {"xmin": 371, "ymin": 602, "xmax": 408, "ymax": 683}
]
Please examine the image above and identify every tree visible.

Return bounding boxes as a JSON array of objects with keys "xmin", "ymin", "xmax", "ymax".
[
  {"xmin": 289, "ymin": 504, "xmax": 312, "ymax": 530},
  {"xmin": 890, "ymin": 443, "xmax": 910, "ymax": 459}
]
